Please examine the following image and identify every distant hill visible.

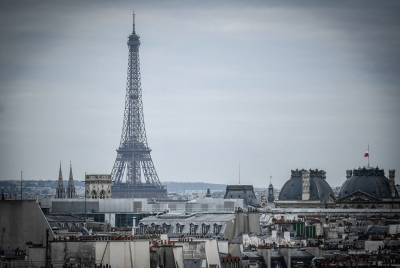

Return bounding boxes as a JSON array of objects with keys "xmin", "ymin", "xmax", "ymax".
[
  {"xmin": 162, "ymin": 182, "xmax": 226, "ymax": 193},
  {"xmin": 0, "ymin": 180, "xmax": 85, "ymax": 189}
]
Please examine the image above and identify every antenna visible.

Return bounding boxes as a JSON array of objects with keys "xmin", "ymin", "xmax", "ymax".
[
  {"xmin": 20, "ymin": 171, "xmax": 23, "ymax": 200},
  {"xmin": 132, "ymin": 11, "xmax": 136, "ymax": 33},
  {"xmin": 239, "ymin": 163, "xmax": 241, "ymax": 185}
]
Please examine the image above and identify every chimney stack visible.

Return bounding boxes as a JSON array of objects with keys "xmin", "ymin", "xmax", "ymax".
[
  {"xmin": 346, "ymin": 170, "xmax": 352, "ymax": 180},
  {"xmin": 389, "ymin": 169, "xmax": 396, "ymax": 198},
  {"xmin": 302, "ymin": 169, "xmax": 310, "ymax": 200}
]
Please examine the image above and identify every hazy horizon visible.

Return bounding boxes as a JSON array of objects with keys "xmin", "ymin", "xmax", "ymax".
[{"xmin": 1, "ymin": 1, "xmax": 399, "ymax": 189}]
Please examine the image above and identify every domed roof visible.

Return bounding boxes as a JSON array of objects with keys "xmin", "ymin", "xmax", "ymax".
[
  {"xmin": 278, "ymin": 169, "xmax": 334, "ymax": 201},
  {"xmin": 338, "ymin": 167, "xmax": 398, "ymax": 198}
]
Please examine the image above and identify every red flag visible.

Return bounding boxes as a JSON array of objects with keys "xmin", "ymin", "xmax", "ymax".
[{"xmin": 364, "ymin": 151, "xmax": 369, "ymax": 157}]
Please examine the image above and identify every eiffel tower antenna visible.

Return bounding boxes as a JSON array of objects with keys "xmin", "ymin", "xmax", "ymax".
[
  {"xmin": 111, "ymin": 13, "xmax": 166, "ymax": 198},
  {"xmin": 239, "ymin": 163, "xmax": 241, "ymax": 185}
]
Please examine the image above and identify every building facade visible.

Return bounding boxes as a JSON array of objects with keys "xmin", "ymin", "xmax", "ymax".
[{"xmin": 85, "ymin": 174, "xmax": 112, "ymax": 199}]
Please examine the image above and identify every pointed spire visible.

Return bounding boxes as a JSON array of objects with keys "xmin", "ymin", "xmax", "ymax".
[
  {"xmin": 56, "ymin": 161, "xmax": 66, "ymax": 198},
  {"xmin": 67, "ymin": 161, "xmax": 76, "ymax": 199},
  {"xmin": 69, "ymin": 161, "xmax": 73, "ymax": 181},
  {"xmin": 59, "ymin": 161, "xmax": 63, "ymax": 181}
]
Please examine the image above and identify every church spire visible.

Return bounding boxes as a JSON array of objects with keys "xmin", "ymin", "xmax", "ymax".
[
  {"xmin": 59, "ymin": 161, "xmax": 63, "ymax": 182},
  {"xmin": 67, "ymin": 161, "xmax": 77, "ymax": 198},
  {"xmin": 69, "ymin": 161, "xmax": 73, "ymax": 181},
  {"xmin": 56, "ymin": 161, "xmax": 66, "ymax": 198}
]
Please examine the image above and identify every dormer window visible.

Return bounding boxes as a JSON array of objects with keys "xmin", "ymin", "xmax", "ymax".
[
  {"xmin": 162, "ymin": 223, "xmax": 169, "ymax": 233},
  {"xmin": 201, "ymin": 224, "xmax": 209, "ymax": 235},
  {"xmin": 213, "ymin": 224, "xmax": 221, "ymax": 235},
  {"xmin": 176, "ymin": 224, "xmax": 184, "ymax": 234},
  {"xmin": 189, "ymin": 223, "xmax": 197, "ymax": 235}
]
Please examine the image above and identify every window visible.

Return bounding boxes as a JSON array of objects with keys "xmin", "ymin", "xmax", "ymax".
[
  {"xmin": 176, "ymin": 224, "xmax": 184, "ymax": 233},
  {"xmin": 162, "ymin": 224, "xmax": 169, "ymax": 234},
  {"xmin": 201, "ymin": 224, "xmax": 209, "ymax": 235},
  {"xmin": 190, "ymin": 224, "xmax": 197, "ymax": 235},
  {"xmin": 214, "ymin": 224, "xmax": 221, "ymax": 235},
  {"xmin": 100, "ymin": 190, "xmax": 106, "ymax": 199},
  {"xmin": 91, "ymin": 190, "xmax": 97, "ymax": 199},
  {"xmin": 139, "ymin": 224, "xmax": 147, "ymax": 235}
]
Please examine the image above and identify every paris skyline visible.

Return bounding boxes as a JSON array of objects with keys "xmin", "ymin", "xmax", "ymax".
[{"xmin": 0, "ymin": 1, "xmax": 399, "ymax": 189}]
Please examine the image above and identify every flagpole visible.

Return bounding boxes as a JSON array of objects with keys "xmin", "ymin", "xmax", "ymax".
[{"xmin": 368, "ymin": 142, "xmax": 370, "ymax": 167}]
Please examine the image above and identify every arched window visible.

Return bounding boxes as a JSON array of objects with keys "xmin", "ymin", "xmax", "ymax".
[
  {"xmin": 91, "ymin": 190, "xmax": 97, "ymax": 199},
  {"xmin": 100, "ymin": 190, "xmax": 106, "ymax": 199}
]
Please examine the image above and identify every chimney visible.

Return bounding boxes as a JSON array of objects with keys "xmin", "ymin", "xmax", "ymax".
[
  {"xmin": 302, "ymin": 169, "xmax": 310, "ymax": 200},
  {"xmin": 389, "ymin": 170, "xmax": 396, "ymax": 198},
  {"xmin": 132, "ymin": 217, "xmax": 136, "ymax": 236},
  {"xmin": 321, "ymin": 170, "xmax": 327, "ymax": 180},
  {"xmin": 346, "ymin": 170, "xmax": 352, "ymax": 180}
]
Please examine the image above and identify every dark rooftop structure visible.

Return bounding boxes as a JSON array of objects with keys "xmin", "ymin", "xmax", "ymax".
[
  {"xmin": 279, "ymin": 169, "xmax": 333, "ymax": 201},
  {"xmin": 339, "ymin": 167, "xmax": 398, "ymax": 199},
  {"xmin": 224, "ymin": 185, "xmax": 258, "ymax": 206}
]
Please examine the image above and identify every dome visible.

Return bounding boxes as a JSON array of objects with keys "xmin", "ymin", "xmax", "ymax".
[
  {"xmin": 338, "ymin": 167, "xmax": 398, "ymax": 198},
  {"xmin": 278, "ymin": 169, "xmax": 334, "ymax": 201}
]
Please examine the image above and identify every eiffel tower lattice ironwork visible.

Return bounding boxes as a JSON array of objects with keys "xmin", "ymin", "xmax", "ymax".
[{"xmin": 111, "ymin": 13, "xmax": 166, "ymax": 198}]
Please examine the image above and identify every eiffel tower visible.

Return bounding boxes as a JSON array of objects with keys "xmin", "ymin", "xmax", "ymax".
[{"xmin": 111, "ymin": 13, "xmax": 167, "ymax": 199}]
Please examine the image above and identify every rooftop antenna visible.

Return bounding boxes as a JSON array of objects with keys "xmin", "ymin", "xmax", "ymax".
[
  {"xmin": 239, "ymin": 163, "xmax": 241, "ymax": 185},
  {"xmin": 20, "ymin": 171, "xmax": 23, "ymax": 200},
  {"xmin": 270, "ymin": 174, "xmax": 272, "ymax": 185}
]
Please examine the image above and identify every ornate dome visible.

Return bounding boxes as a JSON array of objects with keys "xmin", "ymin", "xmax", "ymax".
[
  {"xmin": 338, "ymin": 167, "xmax": 398, "ymax": 198},
  {"xmin": 278, "ymin": 169, "xmax": 334, "ymax": 201}
]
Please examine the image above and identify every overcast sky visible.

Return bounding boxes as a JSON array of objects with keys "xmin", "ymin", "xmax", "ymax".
[{"xmin": 1, "ymin": 1, "xmax": 399, "ymax": 190}]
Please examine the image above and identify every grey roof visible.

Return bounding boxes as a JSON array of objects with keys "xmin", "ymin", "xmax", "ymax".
[
  {"xmin": 46, "ymin": 215, "xmax": 83, "ymax": 222},
  {"xmin": 270, "ymin": 251, "xmax": 284, "ymax": 258},
  {"xmin": 140, "ymin": 212, "xmax": 235, "ymax": 225},
  {"xmin": 278, "ymin": 169, "xmax": 333, "ymax": 201},
  {"xmin": 367, "ymin": 225, "xmax": 388, "ymax": 235},
  {"xmin": 338, "ymin": 167, "xmax": 398, "ymax": 199},
  {"xmin": 291, "ymin": 249, "xmax": 314, "ymax": 258},
  {"xmin": 224, "ymin": 185, "xmax": 258, "ymax": 206},
  {"xmin": 271, "ymin": 208, "xmax": 400, "ymax": 213},
  {"xmin": 183, "ymin": 259, "xmax": 203, "ymax": 268},
  {"xmin": 139, "ymin": 212, "xmax": 235, "ymax": 237}
]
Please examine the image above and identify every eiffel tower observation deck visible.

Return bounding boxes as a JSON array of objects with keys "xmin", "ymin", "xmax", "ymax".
[{"xmin": 111, "ymin": 13, "xmax": 167, "ymax": 199}]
